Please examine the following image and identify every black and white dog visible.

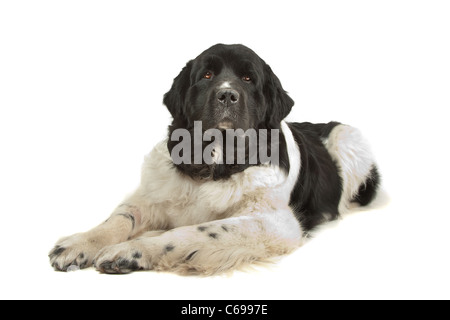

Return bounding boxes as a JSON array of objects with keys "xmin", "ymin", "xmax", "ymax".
[{"xmin": 49, "ymin": 44, "xmax": 380, "ymax": 275}]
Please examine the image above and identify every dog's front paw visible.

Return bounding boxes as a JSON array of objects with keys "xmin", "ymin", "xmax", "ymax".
[
  {"xmin": 49, "ymin": 232, "xmax": 105, "ymax": 271},
  {"xmin": 94, "ymin": 241, "xmax": 151, "ymax": 274}
]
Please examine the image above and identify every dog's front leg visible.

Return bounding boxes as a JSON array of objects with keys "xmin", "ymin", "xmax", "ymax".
[
  {"xmin": 94, "ymin": 207, "xmax": 303, "ymax": 275},
  {"xmin": 49, "ymin": 194, "xmax": 166, "ymax": 271}
]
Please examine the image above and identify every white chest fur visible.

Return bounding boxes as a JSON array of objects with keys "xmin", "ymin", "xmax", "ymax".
[{"xmin": 137, "ymin": 121, "xmax": 300, "ymax": 228}]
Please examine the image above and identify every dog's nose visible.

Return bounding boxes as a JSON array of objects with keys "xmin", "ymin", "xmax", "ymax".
[{"xmin": 217, "ymin": 89, "xmax": 239, "ymax": 106}]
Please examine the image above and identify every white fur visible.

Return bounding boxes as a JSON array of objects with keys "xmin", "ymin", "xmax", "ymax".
[
  {"xmin": 133, "ymin": 121, "xmax": 301, "ymax": 228},
  {"xmin": 50, "ymin": 121, "xmax": 304, "ymax": 275},
  {"xmin": 219, "ymin": 81, "xmax": 231, "ymax": 89},
  {"xmin": 322, "ymin": 124, "xmax": 376, "ymax": 213}
]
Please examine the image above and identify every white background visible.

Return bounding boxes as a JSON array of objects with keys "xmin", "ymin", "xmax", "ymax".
[{"xmin": 1, "ymin": 0, "xmax": 449, "ymax": 300}]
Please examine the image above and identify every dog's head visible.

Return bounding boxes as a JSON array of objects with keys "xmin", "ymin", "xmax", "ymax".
[
  {"xmin": 164, "ymin": 44, "xmax": 293, "ymax": 179},
  {"xmin": 164, "ymin": 44, "xmax": 294, "ymax": 131}
]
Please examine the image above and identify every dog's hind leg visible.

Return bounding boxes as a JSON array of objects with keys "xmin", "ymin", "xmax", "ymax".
[{"xmin": 322, "ymin": 124, "xmax": 380, "ymax": 213}]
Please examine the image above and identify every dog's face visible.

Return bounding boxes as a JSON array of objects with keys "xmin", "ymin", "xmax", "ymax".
[
  {"xmin": 164, "ymin": 44, "xmax": 294, "ymax": 180},
  {"xmin": 164, "ymin": 44, "xmax": 294, "ymax": 131}
]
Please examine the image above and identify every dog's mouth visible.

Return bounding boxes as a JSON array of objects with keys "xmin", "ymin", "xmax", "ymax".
[{"xmin": 217, "ymin": 121, "xmax": 234, "ymax": 130}]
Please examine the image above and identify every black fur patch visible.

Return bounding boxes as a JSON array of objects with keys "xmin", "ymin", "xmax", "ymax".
[
  {"xmin": 352, "ymin": 166, "xmax": 381, "ymax": 206},
  {"xmin": 198, "ymin": 226, "xmax": 208, "ymax": 232},
  {"xmin": 287, "ymin": 122, "xmax": 343, "ymax": 231},
  {"xmin": 49, "ymin": 246, "xmax": 66, "ymax": 258},
  {"xmin": 208, "ymin": 233, "xmax": 218, "ymax": 239},
  {"xmin": 133, "ymin": 251, "xmax": 142, "ymax": 259},
  {"xmin": 164, "ymin": 244, "xmax": 175, "ymax": 253},
  {"xmin": 185, "ymin": 251, "xmax": 198, "ymax": 261}
]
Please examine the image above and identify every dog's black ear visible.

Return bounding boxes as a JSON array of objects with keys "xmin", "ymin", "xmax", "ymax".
[
  {"xmin": 163, "ymin": 60, "xmax": 193, "ymax": 119},
  {"xmin": 263, "ymin": 63, "xmax": 294, "ymax": 126}
]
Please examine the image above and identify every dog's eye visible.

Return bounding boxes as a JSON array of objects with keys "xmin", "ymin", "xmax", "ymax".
[
  {"xmin": 204, "ymin": 71, "xmax": 213, "ymax": 80},
  {"xmin": 242, "ymin": 75, "xmax": 251, "ymax": 82}
]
